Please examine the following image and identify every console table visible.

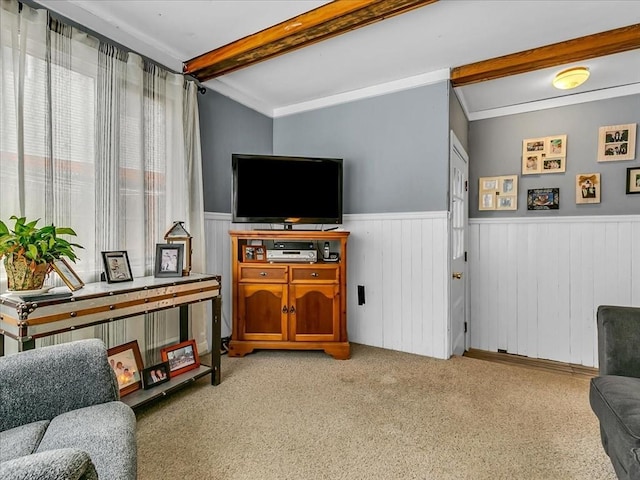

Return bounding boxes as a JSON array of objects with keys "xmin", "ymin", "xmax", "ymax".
[{"xmin": 0, "ymin": 273, "xmax": 221, "ymax": 408}]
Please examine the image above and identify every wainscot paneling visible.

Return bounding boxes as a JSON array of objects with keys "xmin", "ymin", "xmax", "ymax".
[
  {"xmin": 469, "ymin": 215, "xmax": 640, "ymax": 368},
  {"xmin": 204, "ymin": 212, "xmax": 451, "ymax": 359}
]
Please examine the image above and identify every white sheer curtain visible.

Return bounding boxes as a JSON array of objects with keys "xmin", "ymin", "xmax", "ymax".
[{"xmin": 0, "ymin": 0, "xmax": 207, "ymax": 359}]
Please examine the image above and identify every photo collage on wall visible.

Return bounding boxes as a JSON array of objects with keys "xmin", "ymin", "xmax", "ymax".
[
  {"xmin": 479, "ymin": 124, "xmax": 638, "ymax": 212},
  {"xmin": 522, "ymin": 134, "xmax": 567, "ymax": 175},
  {"xmin": 478, "ymin": 175, "xmax": 517, "ymax": 211}
]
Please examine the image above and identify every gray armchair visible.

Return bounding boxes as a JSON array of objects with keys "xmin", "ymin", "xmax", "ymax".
[
  {"xmin": 0, "ymin": 338, "xmax": 137, "ymax": 480},
  {"xmin": 590, "ymin": 305, "xmax": 640, "ymax": 480}
]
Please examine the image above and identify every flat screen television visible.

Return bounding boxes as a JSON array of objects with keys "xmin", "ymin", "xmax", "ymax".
[{"xmin": 232, "ymin": 153, "xmax": 343, "ymax": 227}]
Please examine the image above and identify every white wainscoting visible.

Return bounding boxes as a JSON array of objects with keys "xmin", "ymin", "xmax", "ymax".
[
  {"xmin": 204, "ymin": 211, "xmax": 451, "ymax": 359},
  {"xmin": 469, "ymin": 215, "xmax": 640, "ymax": 368}
]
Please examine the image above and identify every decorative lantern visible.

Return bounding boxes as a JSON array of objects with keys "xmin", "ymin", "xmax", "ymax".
[{"xmin": 164, "ymin": 221, "xmax": 192, "ymax": 276}]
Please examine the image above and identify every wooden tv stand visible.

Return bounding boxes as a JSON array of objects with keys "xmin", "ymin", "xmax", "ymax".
[{"xmin": 229, "ymin": 229, "xmax": 350, "ymax": 360}]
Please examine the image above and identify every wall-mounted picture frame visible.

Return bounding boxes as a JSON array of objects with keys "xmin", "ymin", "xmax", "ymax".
[
  {"xmin": 522, "ymin": 134, "xmax": 567, "ymax": 174},
  {"xmin": 242, "ymin": 244, "xmax": 266, "ymax": 262},
  {"xmin": 627, "ymin": 167, "xmax": 640, "ymax": 194},
  {"xmin": 598, "ymin": 123, "xmax": 636, "ymax": 162},
  {"xmin": 527, "ymin": 188, "xmax": 560, "ymax": 210},
  {"xmin": 154, "ymin": 243, "xmax": 184, "ymax": 277},
  {"xmin": 142, "ymin": 361, "xmax": 171, "ymax": 390},
  {"xmin": 478, "ymin": 175, "xmax": 517, "ymax": 211},
  {"xmin": 161, "ymin": 339, "xmax": 200, "ymax": 377},
  {"xmin": 576, "ymin": 173, "xmax": 601, "ymax": 204},
  {"xmin": 51, "ymin": 258, "xmax": 84, "ymax": 291},
  {"xmin": 101, "ymin": 251, "xmax": 133, "ymax": 283},
  {"xmin": 107, "ymin": 340, "xmax": 143, "ymax": 397}
]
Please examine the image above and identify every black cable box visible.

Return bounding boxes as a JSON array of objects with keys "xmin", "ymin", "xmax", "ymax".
[{"xmin": 273, "ymin": 241, "xmax": 315, "ymax": 250}]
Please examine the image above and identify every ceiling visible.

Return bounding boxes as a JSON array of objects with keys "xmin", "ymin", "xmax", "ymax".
[{"xmin": 34, "ymin": 0, "xmax": 640, "ymax": 120}]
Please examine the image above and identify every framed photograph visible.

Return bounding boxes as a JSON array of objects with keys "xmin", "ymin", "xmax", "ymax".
[
  {"xmin": 107, "ymin": 340, "xmax": 143, "ymax": 397},
  {"xmin": 242, "ymin": 244, "xmax": 266, "ymax": 262},
  {"xmin": 501, "ymin": 176, "xmax": 516, "ymax": 194},
  {"xmin": 481, "ymin": 178, "xmax": 499, "ymax": 191},
  {"xmin": 496, "ymin": 195, "xmax": 517, "ymax": 211},
  {"xmin": 598, "ymin": 123, "xmax": 636, "ymax": 162},
  {"xmin": 142, "ymin": 361, "xmax": 170, "ymax": 390},
  {"xmin": 479, "ymin": 175, "xmax": 517, "ymax": 211},
  {"xmin": 161, "ymin": 339, "xmax": 200, "ymax": 377},
  {"xmin": 527, "ymin": 188, "xmax": 560, "ymax": 210},
  {"xmin": 154, "ymin": 243, "xmax": 184, "ymax": 277},
  {"xmin": 522, "ymin": 134, "xmax": 567, "ymax": 174},
  {"xmin": 523, "ymin": 137, "xmax": 546, "ymax": 154},
  {"xmin": 480, "ymin": 192, "xmax": 495, "ymax": 210},
  {"xmin": 576, "ymin": 173, "xmax": 601, "ymax": 204},
  {"xmin": 523, "ymin": 153, "xmax": 542, "ymax": 174},
  {"xmin": 101, "ymin": 251, "xmax": 133, "ymax": 283},
  {"xmin": 627, "ymin": 167, "xmax": 640, "ymax": 194},
  {"xmin": 548, "ymin": 135, "xmax": 567, "ymax": 156},
  {"xmin": 51, "ymin": 258, "xmax": 84, "ymax": 291},
  {"xmin": 542, "ymin": 157, "xmax": 565, "ymax": 173}
]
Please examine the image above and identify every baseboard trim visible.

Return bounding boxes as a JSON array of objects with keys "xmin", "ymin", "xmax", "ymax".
[{"xmin": 463, "ymin": 348, "xmax": 598, "ymax": 378}]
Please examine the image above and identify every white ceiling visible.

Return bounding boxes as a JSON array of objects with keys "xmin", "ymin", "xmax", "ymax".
[{"xmin": 35, "ymin": 0, "xmax": 640, "ymax": 120}]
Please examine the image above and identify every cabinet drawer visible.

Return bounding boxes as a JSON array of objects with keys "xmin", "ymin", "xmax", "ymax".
[
  {"xmin": 239, "ymin": 265, "xmax": 288, "ymax": 283},
  {"xmin": 290, "ymin": 265, "xmax": 339, "ymax": 283}
]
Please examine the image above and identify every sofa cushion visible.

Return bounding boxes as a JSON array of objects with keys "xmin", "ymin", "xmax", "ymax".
[
  {"xmin": 0, "ymin": 420, "xmax": 50, "ymax": 462},
  {"xmin": 0, "ymin": 447, "xmax": 98, "ymax": 480},
  {"xmin": 590, "ymin": 375, "xmax": 640, "ymax": 479},
  {"xmin": 37, "ymin": 401, "xmax": 136, "ymax": 480},
  {"xmin": 591, "ymin": 375, "xmax": 640, "ymax": 441}
]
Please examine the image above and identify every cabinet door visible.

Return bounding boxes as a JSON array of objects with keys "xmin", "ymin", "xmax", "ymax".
[
  {"xmin": 238, "ymin": 284, "xmax": 288, "ymax": 341},
  {"xmin": 289, "ymin": 284, "xmax": 339, "ymax": 342}
]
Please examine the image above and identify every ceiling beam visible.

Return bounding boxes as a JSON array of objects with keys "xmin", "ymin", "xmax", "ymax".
[
  {"xmin": 451, "ymin": 23, "xmax": 640, "ymax": 87},
  {"xmin": 183, "ymin": 0, "xmax": 438, "ymax": 82}
]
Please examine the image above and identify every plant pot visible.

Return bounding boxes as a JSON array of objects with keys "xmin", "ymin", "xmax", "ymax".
[{"xmin": 4, "ymin": 255, "xmax": 51, "ymax": 291}]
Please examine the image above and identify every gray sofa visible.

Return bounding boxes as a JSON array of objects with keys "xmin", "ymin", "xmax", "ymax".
[
  {"xmin": 0, "ymin": 338, "xmax": 137, "ymax": 480},
  {"xmin": 590, "ymin": 305, "xmax": 640, "ymax": 480}
]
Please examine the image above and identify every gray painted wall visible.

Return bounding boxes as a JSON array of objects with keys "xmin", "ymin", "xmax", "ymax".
[
  {"xmin": 469, "ymin": 94, "xmax": 640, "ymax": 217},
  {"xmin": 273, "ymin": 82, "xmax": 451, "ymax": 214},
  {"xmin": 198, "ymin": 90, "xmax": 273, "ymax": 213},
  {"xmin": 449, "ymin": 86, "xmax": 469, "ymax": 153}
]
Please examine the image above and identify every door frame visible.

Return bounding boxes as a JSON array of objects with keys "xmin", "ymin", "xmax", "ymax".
[{"xmin": 448, "ymin": 130, "xmax": 469, "ymax": 357}]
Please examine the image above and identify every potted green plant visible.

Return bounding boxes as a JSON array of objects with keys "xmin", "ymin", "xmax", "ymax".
[{"xmin": 0, "ymin": 216, "xmax": 83, "ymax": 291}]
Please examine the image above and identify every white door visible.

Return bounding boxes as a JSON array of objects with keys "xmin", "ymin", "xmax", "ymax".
[{"xmin": 450, "ymin": 131, "xmax": 469, "ymax": 356}]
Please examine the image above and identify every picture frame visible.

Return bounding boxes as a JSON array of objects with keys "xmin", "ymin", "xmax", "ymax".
[
  {"xmin": 154, "ymin": 243, "xmax": 184, "ymax": 277},
  {"xmin": 627, "ymin": 167, "xmax": 640, "ymax": 194},
  {"xmin": 51, "ymin": 258, "xmax": 84, "ymax": 291},
  {"xmin": 107, "ymin": 340, "xmax": 143, "ymax": 397},
  {"xmin": 101, "ymin": 251, "xmax": 133, "ymax": 283},
  {"xmin": 161, "ymin": 339, "xmax": 200, "ymax": 377},
  {"xmin": 598, "ymin": 123, "xmax": 636, "ymax": 162},
  {"xmin": 242, "ymin": 244, "xmax": 266, "ymax": 262},
  {"xmin": 522, "ymin": 134, "xmax": 567, "ymax": 174},
  {"xmin": 478, "ymin": 175, "xmax": 517, "ymax": 211},
  {"xmin": 576, "ymin": 173, "xmax": 601, "ymax": 204},
  {"xmin": 142, "ymin": 361, "xmax": 171, "ymax": 390},
  {"xmin": 527, "ymin": 188, "xmax": 560, "ymax": 210}
]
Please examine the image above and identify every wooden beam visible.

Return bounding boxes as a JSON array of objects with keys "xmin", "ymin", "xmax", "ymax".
[
  {"xmin": 451, "ymin": 23, "xmax": 640, "ymax": 87},
  {"xmin": 183, "ymin": 0, "xmax": 438, "ymax": 81}
]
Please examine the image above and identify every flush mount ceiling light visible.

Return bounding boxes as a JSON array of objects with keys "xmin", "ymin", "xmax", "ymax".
[{"xmin": 552, "ymin": 66, "xmax": 590, "ymax": 90}]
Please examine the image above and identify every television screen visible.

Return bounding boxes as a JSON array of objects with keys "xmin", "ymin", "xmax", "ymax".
[{"xmin": 232, "ymin": 154, "xmax": 343, "ymax": 226}]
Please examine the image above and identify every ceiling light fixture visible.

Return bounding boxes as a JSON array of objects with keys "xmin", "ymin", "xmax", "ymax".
[{"xmin": 552, "ymin": 66, "xmax": 590, "ymax": 90}]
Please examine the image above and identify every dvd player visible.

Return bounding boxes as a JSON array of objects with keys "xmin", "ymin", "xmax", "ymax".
[
  {"xmin": 273, "ymin": 241, "xmax": 315, "ymax": 250},
  {"xmin": 267, "ymin": 249, "xmax": 317, "ymax": 263}
]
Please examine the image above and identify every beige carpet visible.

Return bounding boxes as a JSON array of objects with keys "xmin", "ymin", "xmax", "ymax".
[{"xmin": 135, "ymin": 344, "xmax": 616, "ymax": 480}]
